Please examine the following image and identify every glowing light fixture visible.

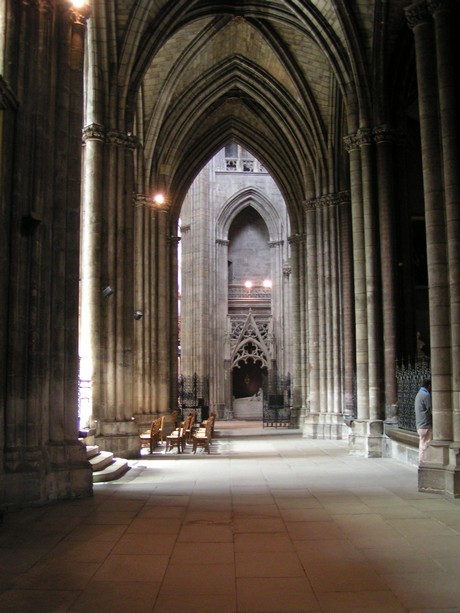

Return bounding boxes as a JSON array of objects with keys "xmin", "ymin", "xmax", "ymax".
[
  {"xmin": 262, "ymin": 279, "xmax": 272, "ymax": 288},
  {"xmin": 70, "ymin": 0, "xmax": 88, "ymax": 8},
  {"xmin": 244, "ymin": 280, "xmax": 253, "ymax": 289},
  {"xmin": 153, "ymin": 193, "xmax": 165, "ymax": 206}
]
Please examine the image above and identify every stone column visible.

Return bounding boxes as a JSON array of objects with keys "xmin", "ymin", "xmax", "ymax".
[
  {"xmin": 282, "ymin": 264, "xmax": 292, "ymax": 379},
  {"xmin": 338, "ymin": 192, "xmax": 356, "ymax": 417},
  {"xmin": 132, "ymin": 194, "xmax": 150, "ymax": 416},
  {"xmin": 1, "ymin": 0, "xmax": 92, "ymax": 506},
  {"xmin": 288, "ymin": 233, "xmax": 305, "ymax": 421},
  {"xmin": 344, "ymin": 134, "xmax": 369, "ymax": 419},
  {"xmin": 216, "ymin": 238, "xmax": 230, "ymax": 417},
  {"xmin": 374, "ymin": 125, "xmax": 398, "ymax": 419},
  {"xmin": 168, "ymin": 233, "xmax": 180, "ymax": 414},
  {"xmin": 156, "ymin": 202, "xmax": 172, "ymax": 412},
  {"xmin": 344, "ymin": 131, "xmax": 385, "ymax": 456},
  {"xmin": 359, "ymin": 129, "xmax": 383, "ymax": 421},
  {"xmin": 406, "ymin": 1, "xmax": 452, "ymax": 442},
  {"xmin": 429, "ymin": 0, "xmax": 460, "ymax": 442},
  {"xmin": 303, "ymin": 194, "xmax": 346, "ymax": 439},
  {"xmin": 316, "ymin": 202, "xmax": 327, "ymax": 416},
  {"xmin": 82, "ymin": 127, "xmax": 139, "ymax": 456},
  {"xmin": 304, "ymin": 200, "xmax": 319, "ymax": 419},
  {"xmin": 0, "ymin": 79, "xmax": 18, "ymax": 478},
  {"xmin": 328, "ymin": 195, "xmax": 341, "ymax": 416},
  {"xmin": 406, "ymin": 0, "xmax": 459, "ymax": 496},
  {"xmin": 81, "ymin": 123, "xmax": 105, "ymax": 422}
]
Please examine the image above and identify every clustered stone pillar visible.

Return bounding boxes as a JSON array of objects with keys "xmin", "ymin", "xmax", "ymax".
[
  {"xmin": 216, "ymin": 238, "xmax": 230, "ymax": 416},
  {"xmin": 1, "ymin": 0, "xmax": 92, "ymax": 506},
  {"xmin": 406, "ymin": 0, "xmax": 460, "ymax": 496},
  {"xmin": 81, "ymin": 125, "xmax": 139, "ymax": 457},
  {"xmin": 337, "ymin": 192, "xmax": 356, "ymax": 417},
  {"xmin": 130, "ymin": 195, "xmax": 178, "ymax": 432},
  {"xmin": 374, "ymin": 125, "xmax": 398, "ymax": 419},
  {"xmin": 288, "ymin": 233, "xmax": 306, "ymax": 421},
  {"xmin": 344, "ymin": 130, "xmax": 386, "ymax": 457},
  {"xmin": 302, "ymin": 194, "xmax": 347, "ymax": 439}
]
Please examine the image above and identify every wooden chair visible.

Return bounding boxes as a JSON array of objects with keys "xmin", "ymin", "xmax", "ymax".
[
  {"xmin": 192, "ymin": 414, "xmax": 215, "ymax": 454},
  {"xmin": 139, "ymin": 416, "xmax": 164, "ymax": 453},
  {"xmin": 184, "ymin": 410, "xmax": 196, "ymax": 444},
  {"xmin": 199, "ymin": 412, "xmax": 216, "ymax": 436},
  {"xmin": 165, "ymin": 413, "xmax": 192, "ymax": 453}
]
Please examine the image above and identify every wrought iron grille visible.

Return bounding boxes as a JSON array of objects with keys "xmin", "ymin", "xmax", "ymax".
[
  {"xmin": 262, "ymin": 372, "xmax": 292, "ymax": 427},
  {"xmin": 177, "ymin": 373, "xmax": 209, "ymax": 422},
  {"xmin": 395, "ymin": 358, "xmax": 431, "ymax": 431}
]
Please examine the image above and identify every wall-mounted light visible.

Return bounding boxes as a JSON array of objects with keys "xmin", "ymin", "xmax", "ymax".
[
  {"xmin": 69, "ymin": 0, "xmax": 91, "ymax": 22},
  {"xmin": 244, "ymin": 280, "xmax": 253, "ymax": 289},
  {"xmin": 134, "ymin": 310, "xmax": 143, "ymax": 320},
  {"xmin": 102, "ymin": 286, "xmax": 114, "ymax": 298},
  {"xmin": 153, "ymin": 193, "xmax": 165, "ymax": 206},
  {"xmin": 262, "ymin": 279, "xmax": 272, "ymax": 288}
]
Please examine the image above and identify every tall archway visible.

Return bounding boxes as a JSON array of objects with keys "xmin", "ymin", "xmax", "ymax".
[{"xmin": 179, "ymin": 146, "xmax": 291, "ymax": 419}]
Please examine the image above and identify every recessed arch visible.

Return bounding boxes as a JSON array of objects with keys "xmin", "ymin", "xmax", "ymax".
[{"xmin": 216, "ymin": 186, "xmax": 286, "ymax": 243}]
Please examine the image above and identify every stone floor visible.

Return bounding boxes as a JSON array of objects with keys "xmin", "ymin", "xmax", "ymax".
[{"xmin": 1, "ymin": 424, "xmax": 460, "ymax": 612}]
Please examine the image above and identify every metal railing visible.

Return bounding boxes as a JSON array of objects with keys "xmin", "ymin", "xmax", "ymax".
[{"xmin": 395, "ymin": 358, "xmax": 431, "ymax": 431}]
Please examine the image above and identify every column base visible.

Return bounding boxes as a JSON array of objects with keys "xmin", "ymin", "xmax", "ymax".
[
  {"xmin": 94, "ymin": 420, "xmax": 141, "ymax": 459},
  {"xmin": 302, "ymin": 412, "xmax": 349, "ymax": 440},
  {"xmin": 348, "ymin": 419, "xmax": 386, "ymax": 458},
  {"xmin": 418, "ymin": 441, "xmax": 460, "ymax": 498},
  {"xmin": 1, "ymin": 440, "xmax": 93, "ymax": 509}
]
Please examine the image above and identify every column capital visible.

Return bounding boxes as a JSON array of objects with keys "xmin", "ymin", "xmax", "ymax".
[
  {"xmin": 344, "ymin": 128, "xmax": 373, "ymax": 151},
  {"xmin": 269, "ymin": 240, "xmax": 284, "ymax": 248},
  {"xmin": 283, "ymin": 265, "xmax": 292, "ymax": 278},
  {"xmin": 343, "ymin": 133, "xmax": 359, "ymax": 152},
  {"xmin": 181, "ymin": 224, "xmax": 191, "ymax": 234},
  {"xmin": 82, "ymin": 123, "xmax": 105, "ymax": 142},
  {"xmin": 356, "ymin": 128, "xmax": 373, "ymax": 147},
  {"xmin": 106, "ymin": 129, "xmax": 138, "ymax": 149},
  {"xmin": 373, "ymin": 124, "xmax": 396, "ymax": 144},
  {"xmin": 216, "ymin": 238, "xmax": 229, "ymax": 246},
  {"xmin": 427, "ymin": 0, "xmax": 454, "ymax": 16},
  {"xmin": 133, "ymin": 193, "xmax": 152, "ymax": 209},
  {"xmin": 336, "ymin": 190, "xmax": 351, "ymax": 206},
  {"xmin": 304, "ymin": 197, "xmax": 319, "ymax": 210},
  {"xmin": 304, "ymin": 191, "xmax": 351, "ymax": 210},
  {"xmin": 405, "ymin": 1, "xmax": 431, "ymax": 29},
  {"xmin": 288, "ymin": 233, "xmax": 305, "ymax": 245}
]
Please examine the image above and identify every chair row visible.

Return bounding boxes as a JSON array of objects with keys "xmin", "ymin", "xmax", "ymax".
[
  {"xmin": 139, "ymin": 411, "xmax": 217, "ymax": 455},
  {"xmin": 166, "ymin": 412, "xmax": 216, "ymax": 454}
]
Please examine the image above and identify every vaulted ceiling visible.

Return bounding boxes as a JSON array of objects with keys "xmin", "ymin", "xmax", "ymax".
[{"xmin": 86, "ymin": 0, "xmax": 412, "ymax": 224}]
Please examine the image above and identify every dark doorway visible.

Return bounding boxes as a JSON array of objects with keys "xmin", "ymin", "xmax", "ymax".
[{"xmin": 232, "ymin": 359, "xmax": 266, "ymax": 398}]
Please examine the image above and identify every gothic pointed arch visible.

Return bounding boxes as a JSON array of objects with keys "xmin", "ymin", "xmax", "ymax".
[
  {"xmin": 216, "ymin": 185, "xmax": 286, "ymax": 243},
  {"xmin": 231, "ymin": 310, "xmax": 272, "ymax": 369}
]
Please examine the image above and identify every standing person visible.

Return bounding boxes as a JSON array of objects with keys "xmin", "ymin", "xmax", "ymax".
[{"xmin": 414, "ymin": 379, "xmax": 432, "ymax": 464}]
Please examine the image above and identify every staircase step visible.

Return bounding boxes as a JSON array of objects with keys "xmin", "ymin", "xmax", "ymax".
[
  {"xmin": 93, "ymin": 458, "xmax": 130, "ymax": 483},
  {"xmin": 85, "ymin": 445, "xmax": 100, "ymax": 460},
  {"xmin": 89, "ymin": 450, "xmax": 114, "ymax": 472}
]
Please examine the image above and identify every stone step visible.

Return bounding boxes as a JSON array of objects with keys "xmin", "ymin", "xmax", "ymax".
[
  {"xmin": 85, "ymin": 445, "xmax": 100, "ymax": 460},
  {"xmin": 89, "ymin": 450, "xmax": 114, "ymax": 472},
  {"xmin": 93, "ymin": 458, "xmax": 130, "ymax": 483}
]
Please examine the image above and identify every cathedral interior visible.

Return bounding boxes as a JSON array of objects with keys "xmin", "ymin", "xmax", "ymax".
[{"xmin": 0, "ymin": 0, "xmax": 460, "ymax": 609}]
